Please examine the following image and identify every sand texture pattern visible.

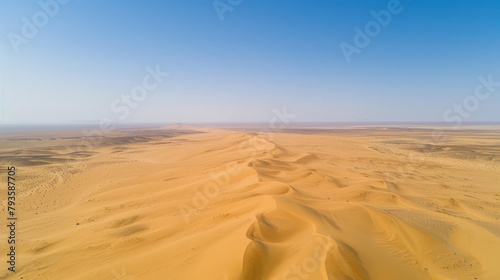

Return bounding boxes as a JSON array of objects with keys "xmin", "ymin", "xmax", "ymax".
[{"xmin": 0, "ymin": 126, "xmax": 499, "ymax": 280}]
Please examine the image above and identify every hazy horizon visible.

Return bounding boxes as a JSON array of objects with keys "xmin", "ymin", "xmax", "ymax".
[{"xmin": 1, "ymin": 3, "xmax": 500, "ymax": 278}]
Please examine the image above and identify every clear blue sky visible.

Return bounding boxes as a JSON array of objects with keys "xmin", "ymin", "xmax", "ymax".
[{"xmin": 1, "ymin": 0, "xmax": 499, "ymax": 124}]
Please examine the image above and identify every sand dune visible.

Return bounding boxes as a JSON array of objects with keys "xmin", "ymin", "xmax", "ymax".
[{"xmin": 0, "ymin": 126, "xmax": 499, "ymax": 280}]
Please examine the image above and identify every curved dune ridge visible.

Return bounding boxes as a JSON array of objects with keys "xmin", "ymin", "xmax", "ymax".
[{"xmin": 0, "ymin": 127, "xmax": 499, "ymax": 280}]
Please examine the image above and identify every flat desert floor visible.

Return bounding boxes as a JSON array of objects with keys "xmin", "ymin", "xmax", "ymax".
[{"xmin": 1, "ymin": 125, "xmax": 499, "ymax": 280}]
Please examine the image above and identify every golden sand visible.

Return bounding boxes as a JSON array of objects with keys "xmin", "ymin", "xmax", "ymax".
[{"xmin": 1, "ymin": 126, "xmax": 499, "ymax": 280}]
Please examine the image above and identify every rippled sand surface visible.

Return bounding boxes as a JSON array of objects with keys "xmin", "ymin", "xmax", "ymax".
[{"xmin": 1, "ymin": 125, "xmax": 499, "ymax": 280}]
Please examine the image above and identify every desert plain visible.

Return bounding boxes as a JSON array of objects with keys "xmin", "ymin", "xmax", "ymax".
[{"xmin": 0, "ymin": 125, "xmax": 499, "ymax": 280}]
